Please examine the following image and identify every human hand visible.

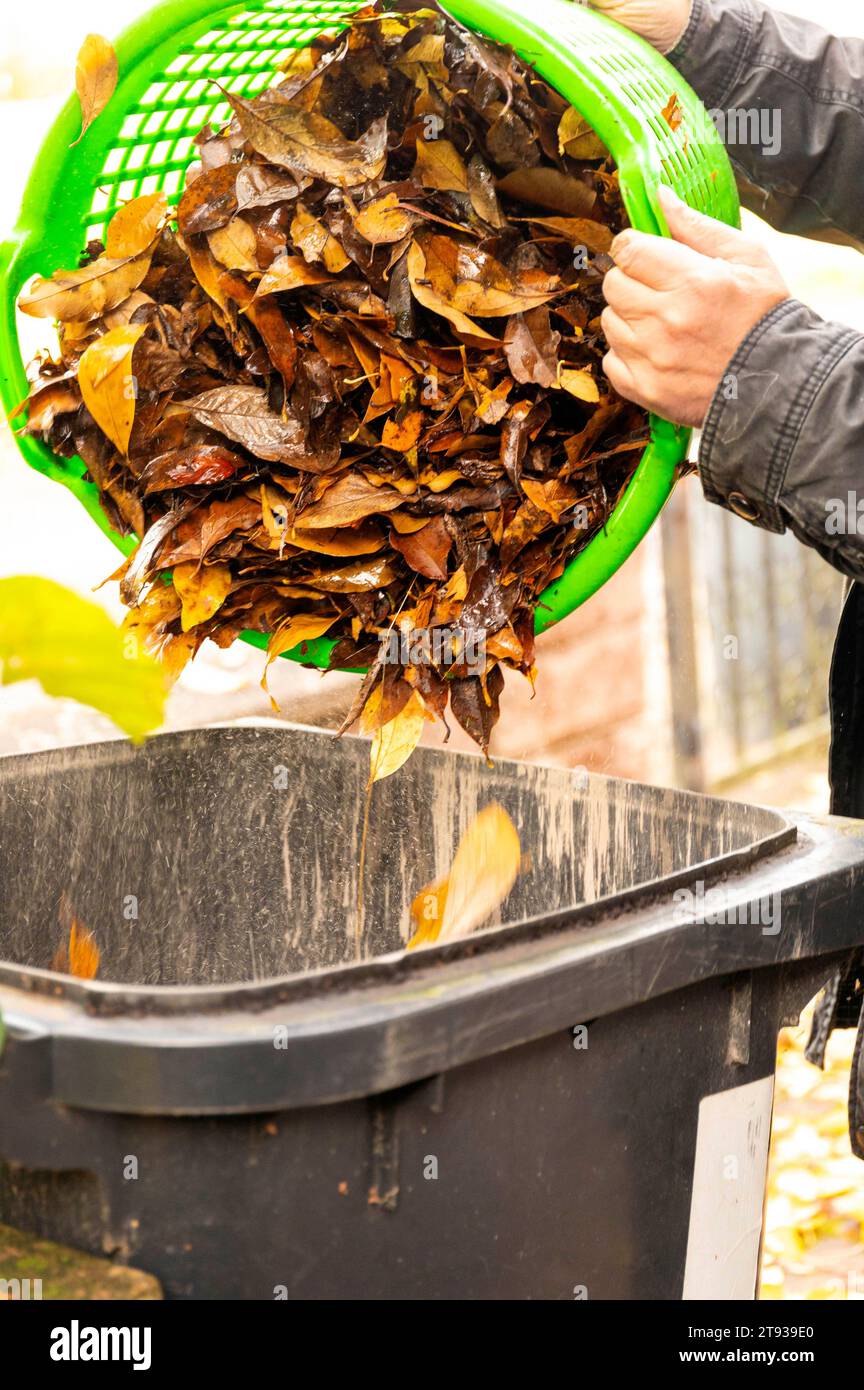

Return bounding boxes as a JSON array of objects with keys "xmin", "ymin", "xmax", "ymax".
[
  {"xmin": 588, "ymin": 1, "xmax": 693, "ymax": 54},
  {"xmin": 601, "ymin": 186, "xmax": 791, "ymax": 427}
]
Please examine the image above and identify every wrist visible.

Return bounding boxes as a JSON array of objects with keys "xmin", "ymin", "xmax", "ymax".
[{"xmin": 661, "ymin": 0, "xmax": 696, "ymax": 55}]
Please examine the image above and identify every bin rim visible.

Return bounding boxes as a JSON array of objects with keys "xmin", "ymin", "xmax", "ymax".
[{"xmin": 0, "ymin": 722, "xmax": 798, "ymax": 1015}]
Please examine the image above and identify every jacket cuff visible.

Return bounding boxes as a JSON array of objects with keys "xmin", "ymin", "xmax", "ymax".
[
  {"xmin": 669, "ymin": 0, "xmax": 761, "ymax": 109},
  {"xmin": 698, "ymin": 299, "xmax": 863, "ymax": 534}
]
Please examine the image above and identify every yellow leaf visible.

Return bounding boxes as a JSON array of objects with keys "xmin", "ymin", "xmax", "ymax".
[
  {"xmin": 406, "ymin": 240, "xmax": 498, "ymax": 344},
  {"xmin": 382, "ymin": 409, "xmax": 423, "ymax": 453},
  {"xmin": 76, "ymin": 324, "xmax": 145, "ymax": 453},
  {"xmin": 406, "ymin": 877, "xmax": 448, "ymax": 949},
  {"xmin": 558, "ymin": 366, "xmax": 600, "ymax": 403},
  {"xmin": 52, "ymin": 894, "xmax": 101, "ymax": 979},
  {"xmin": 369, "ymin": 690, "xmax": 427, "ymax": 783},
  {"xmin": 261, "ymin": 612, "xmax": 339, "ymax": 707},
  {"xmin": 290, "ymin": 205, "xmax": 351, "ymax": 273},
  {"xmin": 414, "ymin": 137, "xmax": 469, "ymax": 192},
  {"xmin": 254, "ymin": 254, "xmax": 333, "ymax": 298},
  {"xmin": 407, "ymin": 804, "xmax": 521, "ymax": 949},
  {"xmin": 354, "ymin": 192, "xmax": 417, "ymax": 245},
  {"xmin": 558, "ymin": 106, "xmax": 607, "ymax": 160},
  {"xmin": 172, "ymin": 562, "xmax": 233, "ymax": 632},
  {"xmin": 68, "ymin": 922, "xmax": 101, "ymax": 979},
  {"xmin": 207, "ymin": 216, "xmax": 261, "ymax": 273},
  {"xmin": 105, "ymin": 192, "xmax": 168, "ymax": 259},
  {"xmin": 19, "ymin": 252, "xmax": 154, "ymax": 323},
  {"xmin": 72, "ymin": 34, "xmax": 118, "ymax": 147}
]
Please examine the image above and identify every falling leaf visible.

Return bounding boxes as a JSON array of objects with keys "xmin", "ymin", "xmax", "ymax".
[
  {"xmin": 0, "ymin": 577, "xmax": 165, "ymax": 741},
  {"xmin": 77, "ymin": 324, "xmax": 144, "ymax": 454},
  {"xmin": 407, "ymin": 804, "xmax": 521, "ymax": 948},
  {"xmin": 72, "ymin": 34, "xmax": 117, "ymax": 147},
  {"xmin": 369, "ymin": 689, "xmax": 428, "ymax": 782}
]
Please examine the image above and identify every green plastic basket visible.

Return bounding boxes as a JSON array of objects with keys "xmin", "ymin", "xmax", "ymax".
[{"xmin": 0, "ymin": 0, "xmax": 739, "ymax": 668}]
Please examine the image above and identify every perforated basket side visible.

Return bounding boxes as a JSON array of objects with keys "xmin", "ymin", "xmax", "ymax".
[{"xmin": 82, "ymin": 0, "xmax": 364, "ymax": 240}]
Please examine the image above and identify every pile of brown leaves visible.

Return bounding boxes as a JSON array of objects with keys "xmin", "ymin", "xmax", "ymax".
[{"xmin": 20, "ymin": 3, "xmax": 648, "ymax": 758}]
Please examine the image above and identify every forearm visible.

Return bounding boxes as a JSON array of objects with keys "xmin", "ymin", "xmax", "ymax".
[
  {"xmin": 670, "ymin": 0, "xmax": 864, "ymax": 246},
  {"xmin": 699, "ymin": 300, "xmax": 864, "ymax": 578}
]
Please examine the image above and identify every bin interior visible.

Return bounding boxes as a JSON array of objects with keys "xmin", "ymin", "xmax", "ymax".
[{"xmin": 0, "ymin": 725, "xmax": 793, "ymax": 986}]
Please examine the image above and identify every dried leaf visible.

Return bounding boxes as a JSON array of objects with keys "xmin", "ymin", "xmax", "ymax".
[
  {"xmin": 20, "ymin": 251, "xmax": 154, "ymax": 322},
  {"xmin": 390, "ymin": 516, "xmax": 451, "ymax": 579},
  {"xmin": 181, "ymin": 386, "xmax": 311, "ymax": 464},
  {"xmin": 72, "ymin": 34, "xmax": 117, "ymax": 146},
  {"xmin": 221, "ymin": 88, "xmax": 388, "ymax": 187},
  {"xmin": 414, "ymin": 137, "xmax": 469, "ymax": 192},
  {"xmin": 254, "ymin": 253, "xmax": 333, "ymax": 297},
  {"xmin": 207, "ymin": 216, "xmax": 261, "ymax": 272},
  {"xmin": 354, "ymin": 192, "xmax": 418, "ymax": 245},
  {"xmin": 407, "ymin": 804, "xmax": 521, "ymax": 948},
  {"xmin": 105, "ymin": 192, "xmax": 169, "ymax": 258},
  {"xmin": 173, "ymin": 561, "xmax": 233, "ymax": 631},
  {"xmin": 558, "ymin": 106, "xmax": 608, "ymax": 160},
  {"xmin": 559, "ymin": 366, "xmax": 600, "ymax": 403},
  {"xmin": 294, "ymin": 473, "xmax": 405, "ymax": 528},
  {"xmin": 369, "ymin": 689, "xmax": 428, "ymax": 783},
  {"xmin": 497, "ymin": 166, "xmax": 597, "ymax": 216},
  {"xmin": 77, "ymin": 324, "xmax": 144, "ymax": 454}
]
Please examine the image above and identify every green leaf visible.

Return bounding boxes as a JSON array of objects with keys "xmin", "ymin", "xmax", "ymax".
[{"xmin": 0, "ymin": 577, "xmax": 166, "ymax": 743}]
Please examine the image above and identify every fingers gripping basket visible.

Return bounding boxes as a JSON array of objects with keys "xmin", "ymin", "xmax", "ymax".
[{"xmin": 0, "ymin": 0, "xmax": 739, "ymax": 668}]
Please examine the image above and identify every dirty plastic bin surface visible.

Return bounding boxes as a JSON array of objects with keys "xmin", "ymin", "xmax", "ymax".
[{"xmin": 2, "ymin": 725, "xmax": 864, "ymax": 1300}]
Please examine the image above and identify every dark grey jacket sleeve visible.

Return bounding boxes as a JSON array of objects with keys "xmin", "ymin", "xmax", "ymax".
[
  {"xmin": 667, "ymin": 0, "xmax": 864, "ymax": 576},
  {"xmin": 671, "ymin": 0, "xmax": 864, "ymax": 246}
]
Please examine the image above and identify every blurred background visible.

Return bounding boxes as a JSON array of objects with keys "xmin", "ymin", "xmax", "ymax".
[{"xmin": 1, "ymin": 0, "xmax": 863, "ymax": 1298}]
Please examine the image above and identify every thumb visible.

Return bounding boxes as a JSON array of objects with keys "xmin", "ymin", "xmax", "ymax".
[{"xmin": 657, "ymin": 184, "xmax": 754, "ymax": 264}]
